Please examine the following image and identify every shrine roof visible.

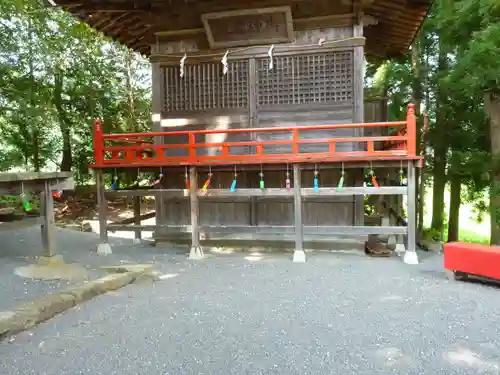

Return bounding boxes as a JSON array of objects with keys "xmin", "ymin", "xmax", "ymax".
[{"xmin": 51, "ymin": 0, "xmax": 433, "ymax": 58}]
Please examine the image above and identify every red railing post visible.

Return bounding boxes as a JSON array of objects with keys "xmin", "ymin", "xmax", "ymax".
[
  {"xmin": 406, "ymin": 103, "xmax": 417, "ymax": 156},
  {"xmin": 93, "ymin": 120, "xmax": 104, "ymax": 165},
  {"xmin": 188, "ymin": 132, "xmax": 196, "ymax": 161}
]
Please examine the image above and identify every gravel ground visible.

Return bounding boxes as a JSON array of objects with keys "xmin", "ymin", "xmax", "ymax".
[
  {"xmin": 0, "ymin": 226, "xmax": 183, "ymax": 311},
  {"xmin": 1, "ymin": 240, "xmax": 500, "ymax": 375}
]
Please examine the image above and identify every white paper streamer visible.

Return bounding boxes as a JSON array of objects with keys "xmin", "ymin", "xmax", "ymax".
[
  {"xmin": 221, "ymin": 51, "xmax": 229, "ymax": 75},
  {"xmin": 268, "ymin": 45, "xmax": 274, "ymax": 71},
  {"xmin": 180, "ymin": 54, "xmax": 187, "ymax": 78}
]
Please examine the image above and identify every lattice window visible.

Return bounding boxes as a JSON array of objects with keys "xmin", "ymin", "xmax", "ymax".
[
  {"xmin": 162, "ymin": 60, "xmax": 249, "ymax": 112},
  {"xmin": 257, "ymin": 51, "xmax": 353, "ymax": 106}
]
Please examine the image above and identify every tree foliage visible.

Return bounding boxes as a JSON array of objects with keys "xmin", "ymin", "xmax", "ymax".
[
  {"xmin": 0, "ymin": 0, "xmax": 151, "ymax": 182},
  {"xmin": 366, "ymin": 0, "xmax": 500, "ymax": 243}
]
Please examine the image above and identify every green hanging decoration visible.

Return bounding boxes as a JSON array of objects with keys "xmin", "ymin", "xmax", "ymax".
[
  {"xmin": 20, "ymin": 183, "xmax": 32, "ymax": 212},
  {"xmin": 22, "ymin": 194, "xmax": 32, "ymax": 212},
  {"xmin": 337, "ymin": 163, "xmax": 345, "ymax": 191},
  {"xmin": 259, "ymin": 166, "xmax": 265, "ymax": 189}
]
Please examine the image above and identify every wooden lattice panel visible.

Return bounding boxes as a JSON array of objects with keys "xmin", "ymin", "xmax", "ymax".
[
  {"xmin": 257, "ymin": 51, "xmax": 353, "ymax": 106},
  {"xmin": 162, "ymin": 60, "xmax": 249, "ymax": 112}
]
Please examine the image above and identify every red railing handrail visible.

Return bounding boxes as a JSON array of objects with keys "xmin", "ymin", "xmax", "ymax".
[
  {"xmin": 92, "ymin": 103, "xmax": 417, "ymax": 167},
  {"xmin": 100, "ymin": 120, "xmax": 407, "ymax": 140}
]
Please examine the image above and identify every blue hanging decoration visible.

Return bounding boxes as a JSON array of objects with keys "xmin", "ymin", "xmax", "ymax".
[
  {"xmin": 229, "ymin": 166, "xmax": 237, "ymax": 192},
  {"xmin": 313, "ymin": 165, "xmax": 319, "ymax": 193},
  {"xmin": 111, "ymin": 169, "xmax": 119, "ymax": 190}
]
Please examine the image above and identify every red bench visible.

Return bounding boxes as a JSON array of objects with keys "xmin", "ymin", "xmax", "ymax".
[{"xmin": 444, "ymin": 242, "xmax": 500, "ymax": 281}]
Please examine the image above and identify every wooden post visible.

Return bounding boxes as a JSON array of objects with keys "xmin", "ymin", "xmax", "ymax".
[
  {"xmin": 406, "ymin": 103, "xmax": 417, "ymax": 157},
  {"xmin": 96, "ymin": 169, "xmax": 111, "ymax": 255},
  {"xmin": 293, "ymin": 164, "xmax": 305, "ymax": 263},
  {"xmin": 40, "ymin": 181, "xmax": 56, "ymax": 258},
  {"xmin": 404, "ymin": 160, "xmax": 419, "ymax": 264},
  {"xmin": 133, "ymin": 196, "xmax": 141, "ymax": 243},
  {"xmin": 188, "ymin": 166, "xmax": 204, "ymax": 259},
  {"xmin": 353, "ymin": 18, "xmax": 365, "ymax": 227},
  {"xmin": 151, "ymin": 61, "xmax": 166, "ymax": 242}
]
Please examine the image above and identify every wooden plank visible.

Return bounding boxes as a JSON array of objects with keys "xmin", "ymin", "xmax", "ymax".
[
  {"xmin": 105, "ymin": 186, "xmax": 407, "ymax": 198},
  {"xmin": 107, "ymin": 224, "xmax": 408, "ymax": 235},
  {"xmin": 110, "ymin": 211, "xmax": 156, "ymax": 225},
  {"xmin": 0, "ymin": 172, "xmax": 72, "ymax": 183}
]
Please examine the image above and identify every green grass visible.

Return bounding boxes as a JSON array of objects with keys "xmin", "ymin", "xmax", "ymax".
[
  {"xmin": 457, "ymin": 229, "xmax": 489, "ymax": 244},
  {"xmin": 422, "ymin": 184, "xmax": 490, "ymax": 245}
]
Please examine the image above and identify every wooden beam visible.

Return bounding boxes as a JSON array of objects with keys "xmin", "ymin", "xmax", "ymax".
[
  {"xmin": 107, "ymin": 224, "xmax": 408, "ymax": 236},
  {"xmin": 152, "ymin": 13, "xmax": 379, "ymax": 39}
]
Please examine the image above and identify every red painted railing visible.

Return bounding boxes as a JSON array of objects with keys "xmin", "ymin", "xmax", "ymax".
[{"xmin": 92, "ymin": 104, "xmax": 418, "ymax": 168}]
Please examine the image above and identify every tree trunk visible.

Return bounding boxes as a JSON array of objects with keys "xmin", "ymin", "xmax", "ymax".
[
  {"xmin": 54, "ymin": 68, "xmax": 72, "ymax": 171},
  {"xmin": 431, "ymin": 155, "xmax": 447, "ymax": 235},
  {"xmin": 484, "ymin": 92, "xmax": 500, "ymax": 245},
  {"xmin": 430, "ymin": 40, "xmax": 449, "ymax": 239},
  {"xmin": 32, "ymin": 132, "xmax": 40, "ymax": 172},
  {"xmin": 418, "ymin": 113, "xmax": 429, "ymax": 232},
  {"xmin": 447, "ymin": 154, "xmax": 461, "ymax": 242}
]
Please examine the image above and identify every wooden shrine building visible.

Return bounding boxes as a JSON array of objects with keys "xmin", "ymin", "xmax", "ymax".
[{"xmin": 54, "ymin": 0, "xmax": 431, "ymax": 263}]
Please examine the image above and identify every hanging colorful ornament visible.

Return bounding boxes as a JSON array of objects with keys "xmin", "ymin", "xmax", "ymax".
[
  {"xmin": 20, "ymin": 183, "xmax": 32, "ymax": 212},
  {"xmin": 370, "ymin": 166, "xmax": 379, "ymax": 188},
  {"xmin": 201, "ymin": 167, "xmax": 212, "ymax": 193},
  {"xmin": 337, "ymin": 163, "xmax": 345, "ymax": 191},
  {"xmin": 313, "ymin": 165, "xmax": 319, "ymax": 193},
  {"xmin": 52, "ymin": 190, "xmax": 63, "ymax": 199},
  {"xmin": 185, "ymin": 167, "xmax": 190, "ymax": 190},
  {"xmin": 399, "ymin": 162, "xmax": 407, "ymax": 186},
  {"xmin": 259, "ymin": 166, "xmax": 265, "ymax": 189},
  {"xmin": 112, "ymin": 170, "xmax": 119, "ymax": 190},
  {"xmin": 153, "ymin": 170, "xmax": 164, "ymax": 186},
  {"xmin": 229, "ymin": 167, "xmax": 237, "ymax": 192}
]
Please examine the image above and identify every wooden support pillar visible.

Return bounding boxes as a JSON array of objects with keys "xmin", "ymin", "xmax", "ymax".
[
  {"xmin": 133, "ymin": 196, "xmax": 141, "ymax": 243},
  {"xmin": 96, "ymin": 169, "xmax": 111, "ymax": 255},
  {"xmin": 293, "ymin": 164, "xmax": 306, "ymax": 263},
  {"xmin": 353, "ymin": 18, "xmax": 365, "ymax": 227},
  {"xmin": 151, "ymin": 60, "xmax": 166, "ymax": 243},
  {"xmin": 404, "ymin": 161, "xmax": 418, "ymax": 264},
  {"xmin": 188, "ymin": 166, "xmax": 204, "ymax": 259},
  {"xmin": 40, "ymin": 181, "xmax": 56, "ymax": 258}
]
